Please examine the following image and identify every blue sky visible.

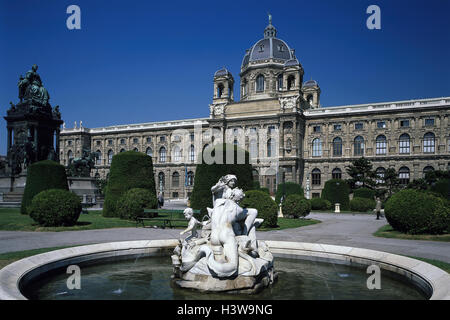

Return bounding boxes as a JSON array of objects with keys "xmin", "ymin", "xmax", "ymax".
[{"xmin": 0, "ymin": 0, "xmax": 449, "ymax": 154}]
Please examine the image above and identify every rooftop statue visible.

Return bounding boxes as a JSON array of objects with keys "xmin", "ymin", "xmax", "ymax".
[{"xmin": 172, "ymin": 175, "xmax": 275, "ymax": 293}]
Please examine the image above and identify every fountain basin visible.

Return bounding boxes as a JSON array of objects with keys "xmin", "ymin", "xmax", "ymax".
[{"xmin": 0, "ymin": 240, "xmax": 449, "ymax": 300}]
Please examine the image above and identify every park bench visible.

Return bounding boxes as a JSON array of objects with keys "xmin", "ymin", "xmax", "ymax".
[{"xmin": 136, "ymin": 208, "xmax": 201, "ymax": 228}]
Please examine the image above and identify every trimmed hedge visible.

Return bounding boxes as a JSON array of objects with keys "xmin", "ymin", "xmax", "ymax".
[
  {"xmin": 353, "ymin": 187, "xmax": 376, "ymax": 200},
  {"xmin": 190, "ymin": 144, "xmax": 253, "ymax": 215},
  {"xmin": 21, "ymin": 160, "xmax": 69, "ymax": 215},
  {"xmin": 431, "ymin": 179, "xmax": 450, "ymax": 200},
  {"xmin": 116, "ymin": 188, "xmax": 158, "ymax": 220},
  {"xmin": 275, "ymin": 182, "xmax": 304, "ymax": 205},
  {"xmin": 385, "ymin": 189, "xmax": 450, "ymax": 234},
  {"xmin": 103, "ymin": 151, "xmax": 156, "ymax": 217},
  {"xmin": 310, "ymin": 198, "xmax": 331, "ymax": 211},
  {"xmin": 282, "ymin": 194, "xmax": 311, "ymax": 218},
  {"xmin": 240, "ymin": 190, "xmax": 278, "ymax": 228},
  {"xmin": 29, "ymin": 189, "xmax": 81, "ymax": 227},
  {"xmin": 321, "ymin": 179, "xmax": 350, "ymax": 210},
  {"xmin": 350, "ymin": 197, "xmax": 376, "ymax": 212}
]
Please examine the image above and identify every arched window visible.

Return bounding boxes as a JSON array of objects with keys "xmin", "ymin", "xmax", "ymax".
[
  {"xmin": 376, "ymin": 135, "xmax": 387, "ymax": 155},
  {"xmin": 146, "ymin": 147, "xmax": 153, "ymax": 157},
  {"xmin": 217, "ymin": 83, "xmax": 224, "ymax": 98},
  {"xmin": 133, "ymin": 147, "xmax": 139, "ymax": 152},
  {"xmin": 399, "ymin": 167, "xmax": 410, "ymax": 185},
  {"xmin": 96, "ymin": 150, "xmax": 102, "ymax": 165},
  {"xmin": 159, "ymin": 147, "xmax": 166, "ymax": 163},
  {"xmin": 187, "ymin": 171, "xmax": 194, "ymax": 186},
  {"xmin": 332, "ymin": 168, "xmax": 342, "ymax": 180},
  {"xmin": 158, "ymin": 172, "xmax": 165, "ymax": 190},
  {"xmin": 108, "ymin": 150, "xmax": 113, "ymax": 164},
  {"xmin": 267, "ymin": 138, "xmax": 275, "ymax": 157},
  {"xmin": 287, "ymin": 75, "xmax": 295, "ymax": 90},
  {"xmin": 277, "ymin": 74, "xmax": 283, "ymax": 91},
  {"xmin": 423, "ymin": 166, "xmax": 434, "ymax": 178},
  {"xmin": 67, "ymin": 150, "xmax": 73, "ymax": 163},
  {"xmin": 333, "ymin": 137, "xmax": 342, "ymax": 157},
  {"xmin": 423, "ymin": 132, "xmax": 435, "ymax": 153},
  {"xmin": 120, "ymin": 148, "xmax": 126, "ymax": 153},
  {"xmin": 312, "ymin": 138, "xmax": 322, "ymax": 157},
  {"xmin": 376, "ymin": 167, "xmax": 386, "ymax": 184},
  {"xmin": 250, "ymin": 139, "xmax": 258, "ymax": 160},
  {"xmin": 256, "ymin": 75, "xmax": 265, "ymax": 92},
  {"xmin": 354, "ymin": 136, "xmax": 364, "ymax": 156},
  {"xmin": 173, "ymin": 146, "xmax": 182, "ymax": 162},
  {"xmin": 399, "ymin": 134, "xmax": 410, "ymax": 154},
  {"xmin": 312, "ymin": 169, "xmax": 321, "ymax": 186},
  {"xmin": 172, "ymin": 172, "xmax": 180, "ymax": 187},
  {"xmin": 307, "ymin": 95, "xmax": 313, "ymax": 106},
  {"xmin": 189, "ymin": 145, "xmax": 195, "ymax": 162}
]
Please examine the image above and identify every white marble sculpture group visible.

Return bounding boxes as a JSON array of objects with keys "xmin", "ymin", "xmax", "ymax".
[{"xmin": 171, "ymin": 175, "xmax": 276, "ymax": 293}]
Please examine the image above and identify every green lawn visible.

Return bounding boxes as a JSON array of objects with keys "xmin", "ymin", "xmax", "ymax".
[
  {"xmin": 0, "ymin": 208, "xmax": 136, "ymax": 231},
  {"xmin": 259, "ymin": 218, "xmax": 321, "ymax": 231},
  {"xmin": 0, "ymin": 208, "xmax": 319, "ymax": 232},
  {"xmin": 373, "ymin": 224, "xmax": 450, "ymax": 242}
]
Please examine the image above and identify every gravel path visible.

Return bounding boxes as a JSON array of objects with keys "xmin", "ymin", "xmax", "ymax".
[{"xmin": 0, "ymin": 211, "xmax": 449, "ymax": 263}]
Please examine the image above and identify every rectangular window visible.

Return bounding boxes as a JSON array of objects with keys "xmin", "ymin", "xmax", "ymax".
[
  {"xmin": 160, "ymin": 136, "xmax": 166, "ymax": 142},
  {"xmin": 96, "ymin": 141, "xmax": 101, "ymax": 146},
  {"xmin": 425, "ymin": 118, "xmax": 435, "ymax": 126},
  {"xmin": 120, "ymin": 139, "xmax": 125, "ymax": 145},
  {"xmin": 377, "ymin": 121, "xmax": 386, "ymax": 129},
  {"xmin": 147, "ymin": 137, "xmax": 152, "ymax": 143},
  {"xmin": 133, "ymin": 138, "xmax": 138, "ymax": 144},
  {"xmin": 333, "ymin": 124, "xmax": 342, "ymax": 131},
  {"xmin": 268, "ymin": 126, "xmax": 276, "ymax": 135},
  {"xmin": 190, "ymin": 133, "xmax": 194, "ymax": 141},
  {"xmin": 312, "ymin": 193, "xmax": 320, "ymax": 198},
  {"xmin": 355, "ymin": 123, "xmax": 364, "ymax": 130},
  {"xmin": 286, "ymin": 166, "xmax": 293, "ymax": 173},
  {"xmin": 172, "ymin": 192, "xmax": 179, "ymax": 198},
  {"xmin": 108, "ymin": 139, "xmax": 113, "ymax": 146},
  {"xmin": 313, "ymin": 126, "xmax": 321, "ymax": 133},
  {"xmin": 400, "ymin": 120, "xmax": 410, "ymax": 128}
]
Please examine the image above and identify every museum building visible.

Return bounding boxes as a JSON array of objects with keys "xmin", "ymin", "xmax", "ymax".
[{"xmin": 59, "ymin": 18, "xmax": 450, "ymax": 199}]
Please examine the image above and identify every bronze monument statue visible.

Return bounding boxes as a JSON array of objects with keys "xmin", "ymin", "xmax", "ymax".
[{"xmin": 4, "ymin": 65, "xmax": 63, "ymax": 175}]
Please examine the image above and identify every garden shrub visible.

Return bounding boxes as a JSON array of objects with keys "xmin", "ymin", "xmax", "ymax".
[
  {"xmin": 275, "ymin": 182, "xmax": 304, "ymax": 205},
  {"xmin": 385, "ymin": 189, "xmax": 450, "ymax": 234},
  {"xmin": 321, "ymin": 179, "xmax": 350, "ymax": 210},
  {"xmin": 259, "ymin": 187, "xmax": 270, "ymax": 194},
  {"xmin": 350, "ymin": 197, "xmax": 376, "ymax": 212},
  {"xmin": 103, "ymin": 151, "xmax": 156, "ymax": 217},
  {"xmin": 116, "ymin": 188, "xmax": 158, "ymax": 220},
  {"xmin": 282, "ymin": 194, "xmax": 311, "ymax": 218},
  {"xmin": 29, "ymin": 189, "xmax": 81, "ymax": 227},
  {"xmin": 353, "ymin": 187, "xmax": 376, "ymax": 200},
  {"xmin": 310, "ymin": 198, "xmax": 331, "ymax": 211},
  {"xmin": 190, "ymin": 144, "xmax": 253, "ymax": 216},
  {"xmin": 240, "ymin": 190, "xmax": 278, "ymax": 228},
  {"xmin": 430, "ymin": 179, "xmax": 450, "ymax": 200},
  {"xmin": 21, "ymin": 160, "xmax": 69, "ymax": 215}
]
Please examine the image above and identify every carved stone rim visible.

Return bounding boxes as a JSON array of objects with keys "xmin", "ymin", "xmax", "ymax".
[{"xmin": 0, "ymin": 240, "xmax": 448, "ymax": 300}]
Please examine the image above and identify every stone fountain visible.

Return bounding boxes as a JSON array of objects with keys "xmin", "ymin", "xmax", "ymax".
[{"xmin": 171, "ymin": 175, "xmax": 276, "ymax": 293}]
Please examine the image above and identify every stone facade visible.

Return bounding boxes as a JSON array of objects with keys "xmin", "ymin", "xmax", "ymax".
[{"xmin": 59, "ymin": 18, "xmax": 450, "ymax": 199}]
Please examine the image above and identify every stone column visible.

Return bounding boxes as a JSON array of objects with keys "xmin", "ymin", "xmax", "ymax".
[
  {"xmin": 55, "ymin": 128, "xmax": 60, "ymax": 161},
  {"xmin": 7, "ymin": 128, "xmax": 12, "ymax": 151}
]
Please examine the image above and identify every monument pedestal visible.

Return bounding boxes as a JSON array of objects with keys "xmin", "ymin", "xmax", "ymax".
[{"xmin": 68, "ymin": 176, "xmax": 100, "ymax": 207}]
